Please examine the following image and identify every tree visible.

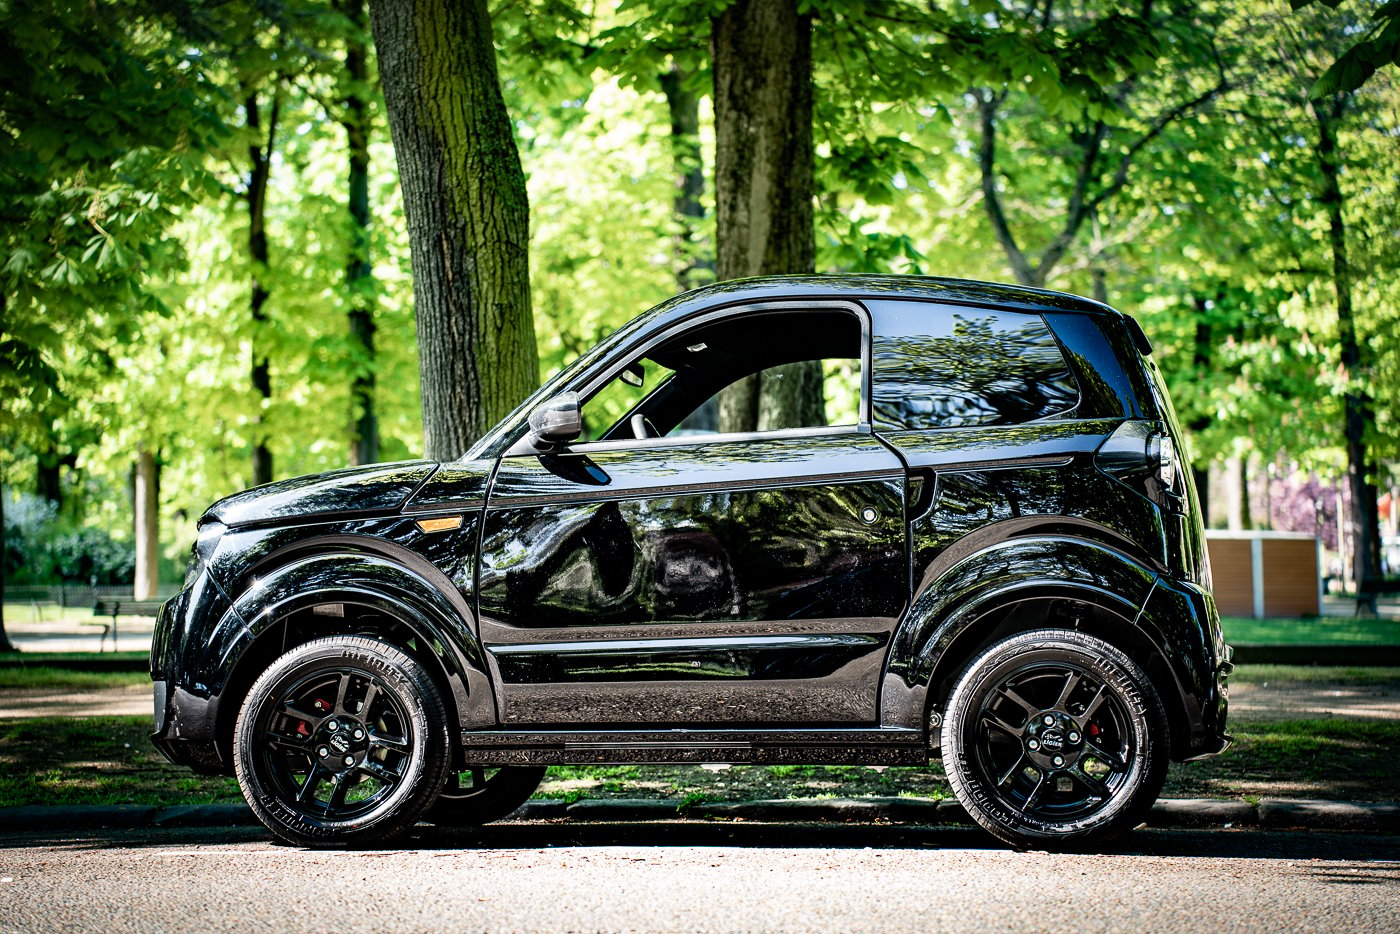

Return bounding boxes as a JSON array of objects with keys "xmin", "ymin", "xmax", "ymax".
[
  {"xmin": 336, "ymin": 0, "xmax": 380, "ymax": 466},
  {"xmin": 712, "ymin": 0, "xmax": 821, "ymax": 433},
  {"xmin": 659, "ymin": 63, "xmax": 712, "ymax": 294},
  {"xmin": 962, "ymin": 3, "xmax": 1229, "ymax": 290},
  {"xmin": 1296, "ymin": 0, "xmax": 1400, "ymax": 96},
  {"xmin": 0, "ymin": 0, "xmax": 223, "ymax": 645},
  {"xmin": 369, "ymin": 0, "xmax": 538, "ymax": 459}
]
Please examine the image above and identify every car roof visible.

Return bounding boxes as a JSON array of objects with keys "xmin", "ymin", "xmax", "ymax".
[{"xmin": 647, "ymin": 274, "xmax": 1118, "ymax": 324}]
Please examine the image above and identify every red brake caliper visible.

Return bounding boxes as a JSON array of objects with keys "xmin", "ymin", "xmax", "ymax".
[{"xmin": 296, "ymin": 698, "xmax": 332, "ymax": 737}]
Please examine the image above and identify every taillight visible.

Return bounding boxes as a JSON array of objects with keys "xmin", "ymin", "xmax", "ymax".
[{"xmin": 1096, "ymin": 420, "xmax": 1183, "ymax": 513}]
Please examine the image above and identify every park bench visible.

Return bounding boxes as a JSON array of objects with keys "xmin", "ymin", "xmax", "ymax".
[{"xmin": 90, "ymin": 599, "xmax": 163, "ymax": 652}]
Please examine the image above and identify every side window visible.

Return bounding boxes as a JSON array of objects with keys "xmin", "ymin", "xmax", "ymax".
[
  {"xmin": 580, "ymin": 308, "xmax": 865, "ymax": 443},
  {"xmin": 580, "ymin": 357, "xmax": 675, "ymax": 440},
  {"xmin": 869, "ymin": 301, "xmax": 1078, "ymax": 430}
]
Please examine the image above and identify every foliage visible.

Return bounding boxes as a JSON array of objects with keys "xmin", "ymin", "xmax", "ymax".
[
  {"xmin": 0, "ymin": 0, "xmax": 1393, "ymax": 579},
  {"xmin": 1296, "ymin": 0, "xmax": 1400, "ymax": 96},
  {"xmin": 3, "ymin": 489, "xmax": 134, "ymax": 585}
]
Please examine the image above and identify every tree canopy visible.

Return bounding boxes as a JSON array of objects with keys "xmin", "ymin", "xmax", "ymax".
[{"xmin": 1, "ymin": 0, "xmax": 1396, "ymax": 617}]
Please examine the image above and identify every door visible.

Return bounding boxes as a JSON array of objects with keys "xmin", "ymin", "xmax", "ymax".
[
  {"xmin": 477, "ymin": 432, "xmax": 907, "ymax": 726},
  {"xmin": 475, "ymin": 303, "xmax": 909, "ymax": 727}
]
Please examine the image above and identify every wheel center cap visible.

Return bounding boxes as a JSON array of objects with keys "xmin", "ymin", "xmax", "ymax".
[
  {"xmin": 1040, "ymin": 729, "xmax": 1066, "ymax": 752},
  {"xmin": 329, "ymin": 732, "xmax": 352, "ymax": 755}
]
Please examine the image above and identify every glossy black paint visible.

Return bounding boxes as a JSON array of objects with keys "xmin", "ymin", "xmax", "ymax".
[
  {"xmin": 151, "ymin": 274, "xmax": 1228, "ymax": 775},
  {"xmin": 477, "ymin": 432, "xmax": 906, "ymax": 725},
  {"xmin": 206, "ymin": 460, "xmax": 438, "ymax": 528}
]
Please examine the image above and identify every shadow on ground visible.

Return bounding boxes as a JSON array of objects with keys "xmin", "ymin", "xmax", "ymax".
[{"xmin": 3, "ymin": 822, "xmax": 1400, "ymax": 869}]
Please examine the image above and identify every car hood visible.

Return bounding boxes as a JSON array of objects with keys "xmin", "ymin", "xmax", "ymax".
[{"xmin": 204, "ymin": 460, "xmax": 440, "ymax": 529}]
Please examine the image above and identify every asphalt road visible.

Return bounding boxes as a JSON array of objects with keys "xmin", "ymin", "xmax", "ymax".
[{"xmin": 1, "ymin": 823, "xmax": 1397, "ymax": 933}]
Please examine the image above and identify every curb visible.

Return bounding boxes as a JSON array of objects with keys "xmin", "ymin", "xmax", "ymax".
[{"xmin": 4, "ymin": 797, "xmax": 1396, "ymax": 834}]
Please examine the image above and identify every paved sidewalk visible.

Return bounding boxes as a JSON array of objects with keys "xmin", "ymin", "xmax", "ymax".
[
  {"xmin": 0, "ymin": 683, "xmax": 150, "ymax": 719},
  {"xmin": 1227, "ymin": 675, "xmax": 1400, "ymax": 721},
  {"xmin": 4, "ymin": 615, "xmax": 155, "ymax": 655}
]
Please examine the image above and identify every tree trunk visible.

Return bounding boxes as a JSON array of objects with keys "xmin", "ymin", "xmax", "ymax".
[
  {"xmin": 1188, "ymin": 298, "xmax": 1212, "ymax": 528},
  {"xmin": 1225, "ymin": 455, "xmax": 1245, "ymax": 531},
  {"xmin": 0, "ymin": 476, "xmax": 15, "ymax": 653},
  {"xmin": 1312, "ymin": 99, "xmax": 1381, "ymax": 606},
  {"xmin": 246, "ymin": 91, "xmax": 279, "ymax": 486},
  {"xmin": 711, "ymin": 0, "xmax": 819, "ymax": 434},
  {"xmin": 1091, "ymin": 266, "xmax": 1108, "ymax": 305},
  {"xmin": 133, "ymin": 446, "xmax": 159, "ymax": 601},
  {"xmin": 369, "ymin": 0, "xmax": 538, "ymax": 460},
  {"xmin": 36, "ymin": 453, "xmax": 61, "ymax": 507},
  {"xmin": 660, "ymin": 64, "xmax": 711, "ymax": 294},
  {"xmin": 342, "ymin": 0, "xmax": 379, "ymax": 467}
]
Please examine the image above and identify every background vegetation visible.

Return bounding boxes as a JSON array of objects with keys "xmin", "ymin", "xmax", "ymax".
[{"xmin": 2, "ymin": 1, "xmax": 1397, "ymax": 620}]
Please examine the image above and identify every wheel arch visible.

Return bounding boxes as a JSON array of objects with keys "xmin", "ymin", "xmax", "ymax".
[
  {"xmin": 881, "ymin": 536, "xmax": 1196, "ymax": 758},
  {"xmin": 202, "ymin": 551, "xmax": 495, "ymax": 772}
]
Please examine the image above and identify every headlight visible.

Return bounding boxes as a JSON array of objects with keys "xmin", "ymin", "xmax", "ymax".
[{"xmin": 184, "ymin": 519, "xmax": 226, "ymax": 588}]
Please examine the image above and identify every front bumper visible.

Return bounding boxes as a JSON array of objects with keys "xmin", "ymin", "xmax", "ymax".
[{"xmin": 149, "ymin": 580, "xmax": 232, "ymax": 774}]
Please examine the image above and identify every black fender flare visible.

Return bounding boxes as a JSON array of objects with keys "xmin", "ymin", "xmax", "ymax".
[
  {"xmin": 879, "ymin": 535, "xmax": 1167, "ymax": 730},
  {"xmin": 198, "ymin": 551, "xmax": 497, "ymax": 747}
]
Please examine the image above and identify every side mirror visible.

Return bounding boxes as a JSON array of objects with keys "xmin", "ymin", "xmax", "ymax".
[{"xmin": 527, "ymin": 392, "xmax": 582, "ymax": 448}]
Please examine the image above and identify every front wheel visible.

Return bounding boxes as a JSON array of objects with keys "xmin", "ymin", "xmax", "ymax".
[
  {"xmin": 233, "ymin": 636, "xmax": 449, "ymax": 847},
  {"xmin": 941, "ymin": 628, "xmax": 1168, "ymax": 850}
]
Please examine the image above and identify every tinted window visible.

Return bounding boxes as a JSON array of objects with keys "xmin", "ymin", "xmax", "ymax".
[
  {"xmin": 586, "ymin": 309, "xmax": 866, "ymax": 442},
  {"xmin": 869, "ymin": 301, "xmax": 1078, "ymax": 430}
]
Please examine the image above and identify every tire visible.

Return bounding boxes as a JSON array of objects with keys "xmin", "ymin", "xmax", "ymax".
[
  {"xmin": 233, "ymin": 635, "xmax": 449, "ymax": 848},
  {"xmin": 425, "ymin": 765, "xmax": 547, "ymax": 826},
  {"xmin": 941, "ymin": 628, "xmax": 1168, "ymax": 851}
]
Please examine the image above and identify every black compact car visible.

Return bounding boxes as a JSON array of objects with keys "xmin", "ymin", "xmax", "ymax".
[{"xmin": 152, "ymin": 275, "xmax": 1230, "ymax": 849}]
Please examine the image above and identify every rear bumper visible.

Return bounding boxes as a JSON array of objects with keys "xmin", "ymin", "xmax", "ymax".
[{"xmin": 1138, "ymin": 576, "xmax": 1231, "ymax": 760}]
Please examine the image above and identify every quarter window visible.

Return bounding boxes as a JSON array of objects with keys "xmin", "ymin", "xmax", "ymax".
[{"xmin": 869, "ymin": 301, "xmax": 1078, "ymax": 430}]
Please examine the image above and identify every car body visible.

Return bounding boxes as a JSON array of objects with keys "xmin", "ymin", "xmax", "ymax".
[{"xmin": 152, "ymin": 274, "xmax": 1231, "ymax": 848}]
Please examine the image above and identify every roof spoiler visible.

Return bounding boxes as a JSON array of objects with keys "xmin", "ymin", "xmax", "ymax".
[{"xmin": 1124, "ymin": 315, "xmax": 1154, "ymax": 355}]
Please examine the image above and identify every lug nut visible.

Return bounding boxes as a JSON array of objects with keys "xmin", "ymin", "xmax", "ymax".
[
  {"xmin": 1068, "ymin": 731, "xmax": 1080, "ymax": 742},
  {"xmin": 1043, "ymin": 715, "xmax": 1055, "ymax": 726},
  {"xmin": 1028, "ymin": 739, "xmax": 1040, "ymax": 750},
  {"xmin": 317, "ymin": 747, "xmax": 328, "ymax": 758},
  {"xmin": 1052, "ymin": 755, "xmax": 1064, "ymax": 767},
  {"xmin": 327, "ymin": 720, "xmax": 339, "ymax": 732},
  {"xmin": 353, "ymin": 728, "xmax": 365, "ymax": 741},
  {"xmin": 343, "ymin": 755, "xmax": 354, "ymax": 767}
]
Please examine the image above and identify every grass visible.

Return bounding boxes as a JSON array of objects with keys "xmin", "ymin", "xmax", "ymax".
[
  {"xmin": 3, "ymin": 603, "xmax": 157, "ymax": 626},
  {"xmin": 0, "ymin": 716, "xmax": 241, "ymax": 808},
  {"xmin": 1164, "ymin": 719, "xmax": 1400, "ymax": 803},
  {"xmin": 1, "ymin": 715, "xmax": 1394, "ymax": 809},
  {"xmin": 1228, "ymin": 665, "xmax": 1400, "ymax": 685},
  {"xmin": 0, "ymin": 666, "xmax": 147, "ymax": 691},
  {"xmin": 0, "ymin": 652, "xmax": 148, "ymax": 669},
  {"xmin": 1221, "ymin": 615, "xmax": 1400, "ymax": 644},
  {"xmin": 1, "ymin": 664, "xmax": 1395, "ymax": 809}
]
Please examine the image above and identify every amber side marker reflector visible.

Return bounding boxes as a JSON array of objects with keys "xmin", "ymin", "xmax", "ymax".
[{"xmin": 415, "ymin": 516, "xmax": 463, "ymax": 534}]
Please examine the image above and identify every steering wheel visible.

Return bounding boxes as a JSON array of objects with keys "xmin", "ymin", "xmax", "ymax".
[{"xmin": 630, "ymin": 414, "xmax": 658, "ymax": 439}]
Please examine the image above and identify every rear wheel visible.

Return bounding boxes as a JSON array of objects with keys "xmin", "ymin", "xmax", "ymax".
[
  {"xmin": 425, "ymin": 765, "xmax": 547, "ymax": 826},
  {"xmin": 233, "ymin": 636, "xmax": 449, "ymax": 847},
  {"xmin": 941, "ymin": 628, "xmax": 1168, "ymax": 850}
]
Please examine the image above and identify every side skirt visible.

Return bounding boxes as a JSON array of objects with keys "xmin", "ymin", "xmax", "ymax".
[{"xmin": 457, "ymin": 727, "xmax": 929, "ymax": 766}]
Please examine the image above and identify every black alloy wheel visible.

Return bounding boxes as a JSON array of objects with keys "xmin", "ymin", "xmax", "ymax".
[
  {"xmin": 233, "ymin": 636, "xmax": 448, "ymax": 847},
  {"xmin": 425, "ymin": 765, "xmax": 547, "ymax": 826},
  {"xmin": 941, "ymin": 628, "xmax": 1168, "ymax": 850}
]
